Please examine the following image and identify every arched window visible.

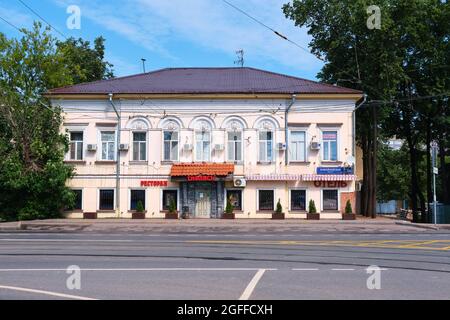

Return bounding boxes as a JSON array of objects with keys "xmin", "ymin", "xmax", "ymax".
[
  {"xmin": 161, "ymin": 119, "xmax": 181, "ymax": 162},
  {"xmin": 193, "ymin": 119, "xmax": 213, "ymax": 162},
  {"xmin": 224, "ymin": 118, "xmax": 245, "ymax": 162},
  {"xmin": 256, "ymin": 118, "xmax": 278, "ymax": 163},
  {"xmin": 128, "ymin": 118, "xmax": 150, "ymax": 162}
]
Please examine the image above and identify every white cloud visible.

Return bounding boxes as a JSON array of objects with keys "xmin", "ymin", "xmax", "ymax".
[
  {"xmin": 52, "ymin": 0, "xmax": 322, "ymax": 75},
  {"xmin": 0, "ymin": 5, "xmax": 34, "ymax": 31}
]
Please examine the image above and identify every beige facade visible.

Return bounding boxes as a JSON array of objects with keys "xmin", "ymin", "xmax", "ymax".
[{"xmin": 55, "ymin": 96, "xmax": 360, "ymax": 219}]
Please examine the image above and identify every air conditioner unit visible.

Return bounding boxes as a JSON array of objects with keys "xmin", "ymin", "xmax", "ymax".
[
  {"xmin": 233, "ymin": 178, "xmax": 246, "ymax": 188},
  {"xmin": 87, "ymin": 144, "xmax": 97, "ymax": 151},
  {"xmin": 183, "ymin": 144, "xmax": 193, "ymax": 151},
  {"xmin": 310, "ymin": 142, "xmax": 321, "ymax": 150},
  {"xmin": 276, "ymin": 143, "xmax": 287, "ymax": 151},
  {"xmin": 119, "ymin": 144, "xmax": 129, "ymax": 151},
  {"xmin": 214, "ymin": 144, "xmax": 225, "ymax": 151}
]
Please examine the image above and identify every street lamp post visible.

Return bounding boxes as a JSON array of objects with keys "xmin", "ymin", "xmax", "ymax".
[{"xmin": 431, "ymin": 141, "xmax": 438, "ymax": 225}]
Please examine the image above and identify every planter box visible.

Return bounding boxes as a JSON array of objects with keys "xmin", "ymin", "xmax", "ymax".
[
  {"xmin": 165, "ymin": 212, "xmax": 179, "ymax": 219},
  {"xmin": 272, "ymin": 213, "xmax": 285, "ymax": 220},
  {"xmin": 222, "ymin": 213, "xmax": 235, "ymax": 219},
  {"xmin": 83, "ymin": 212, "xmax": 97, "ymax": 219},
  {"xmin": 132, "ymin": 212, "xmax": 146, "ymax": 219},
  {"xmin": 342, "ymin": 213, "xmax": 356, "ymax": 220},
  {"xmin": 307, "ymin": 213, "xmax": 320, "ymax": 220}
]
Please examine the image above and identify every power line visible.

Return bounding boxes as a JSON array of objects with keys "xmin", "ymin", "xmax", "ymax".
[
  {"xmin": 0, "ymin": 15, "xmax": 22, "ymax": 32},
  {"xmin": 16, "ymin": 0, "xmax": 67, "ymax": 39}
]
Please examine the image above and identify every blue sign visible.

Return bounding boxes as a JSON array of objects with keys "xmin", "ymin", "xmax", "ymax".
[{"xmin": 317, "ymin": 167, "xmax": 353, "ymax": 175}]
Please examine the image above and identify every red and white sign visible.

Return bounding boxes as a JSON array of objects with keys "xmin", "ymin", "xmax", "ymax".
[
  {"xmin": 140, "ymin": 180, "xmax": 168, "ymax": 187},
  {"xmin": 314, "ymin": 181, "xmax": 348, "ymax": 188},
  {"xmin": 187, "ymin": 176, "xmax": 216, "ymax": 182}
]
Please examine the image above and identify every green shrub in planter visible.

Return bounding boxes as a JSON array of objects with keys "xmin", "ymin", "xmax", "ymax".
[
  {"xmin": 308, "ymin": 200, "xmax": 317, "ymax": 213},
  {"xmin": 168, "ymin": 199, "xmax": 177, "ymax": 214},
  {"xmin": 276, "ymin": 199, "xmax": 283, "ymax": 214},
  {"xmin": 225, "ymin": 197, "xmax": 234, "ymax": 214},
  {"xmin": 345, "ymin": 200, "xmax": 353, "ymax": 214},
  {"xmin": 136, "ymin": 200, "xmax": 145, "ymax": 213}
]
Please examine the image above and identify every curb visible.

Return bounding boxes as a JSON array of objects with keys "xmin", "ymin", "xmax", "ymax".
[{"xmin": 395, "ymin": 221, "xmax": 440, "ymax": 230}]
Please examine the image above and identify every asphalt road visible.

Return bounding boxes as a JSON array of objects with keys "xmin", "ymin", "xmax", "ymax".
[{"xmin": 0, "ymin": 231, "xmax": 449, "ymax": 300}]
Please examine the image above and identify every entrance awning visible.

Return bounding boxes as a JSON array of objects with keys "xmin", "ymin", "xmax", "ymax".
[
  {"xmin": 245, "ymin": 174, "xmax": 302, "ymax": 181},
  {"xmin": 302, "ymin": 174, "xmax": 357, "ymax": 181},
  {"xmin": 170, "ymin": 163, "xmax": 235, "ymax": 177}
]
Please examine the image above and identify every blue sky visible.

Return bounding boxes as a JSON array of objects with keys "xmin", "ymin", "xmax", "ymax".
[{"xmin": 0, "ymin": 0, "xmax": 323, "ymax": 80}]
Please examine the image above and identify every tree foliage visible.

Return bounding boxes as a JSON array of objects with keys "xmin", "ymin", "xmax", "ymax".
[
  {"xmin": 0, "ymin": 22, "xmax": 114, "ymax": 221},
  {"xmin": 283, "ymin": 0, "xmax": 449, "ymax": 222}
]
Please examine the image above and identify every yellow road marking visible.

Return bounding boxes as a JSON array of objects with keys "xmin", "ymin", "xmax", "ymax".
[{"xmin": 187, "ymin": 240, "xmax": 450, "ymax": 251}]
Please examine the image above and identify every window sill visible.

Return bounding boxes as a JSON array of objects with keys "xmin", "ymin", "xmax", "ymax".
[
  {"xmin": 161, "ymin": 161, "xmax": 179, "ymax": 165},
  {"xmin": 64, "ymin": 160, "xmax": 86, "ymax": 165},
  {"xmin": 289, "ymin": 161, "xmax": 310, "ymax": 165},
  {"xmin": 257, "ymin": 161, "xmax": 274, "ymax": 165},
  {"xmin": 96, "ymin": 210, "xmax": 115, "ymax": 213},
  {"xmin": 321, "ymin": 210, "xmax": 340, "ymax": 213},
  {"xmin": 95, "ymin": 161, "xmax": 117, "ymax": 165},
  {"xmin": 256, "ymin": 210, "xmax": 274, "ymax": 214},
  {"xmin": 321, "ymin": 161, "xmax": 343, "ymax": 165},
  {"xmin": 129, "ymin": 161, "xmax": 148, "ymax": 165},
  {"xmin": 289, "ymin": 210, "xmax": 307, "ymax": 214},
  {"xmin": 128, "ymin": 210, "xmax": 147, "ymax": 213}
]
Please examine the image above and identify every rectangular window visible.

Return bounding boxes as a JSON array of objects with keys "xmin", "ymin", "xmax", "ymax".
[
  {"xmin": 227, "ymin": 131, "xmax": 242, "ymax": 162},
  {"xmin": 164, "ymin": 131, "xmax": 179, "ymax": 161},
  {"xmin": 195, "ymin": 131, "xmax": 211, "ymax": 162},
  {"xmin": 69, "ymin": 132, "xmax": 83, "ymax": 160},
  {"xmin": 99, "ymin": 189, "xmax": 114, "ymax": 210},
  {"xmin": 130, "ymin": 190, "xmax": 146, "ymax": 211},
  {"xmin": 259, "ymin": 131, "xmax": 273, "ymax": 162},
  {"xmin": 290, "ymin": 190, "xmax": 306, "ymax": 211},
  {"xmin": 258, "ymin": 190, "xmax": 274, "ymax": 211},
  {"xmin": 323, "ymin": 189, "xmax": 338, "ymax": 211},
  {"xmin": 72, "ymin": 190, "xmax": 82, "ymax": 210},
  {"xmin": 162, "ymin": 190, "xmax": 178, "ymax": 211},
  {"xmin": 101, "ymin": 131, "xmax": 116, "ymax": 161},
  {"xmin": 132, "ymin": 132, "xmax": 147, "ymax": 161},
  {"xmin": 289, "ymin": 131, "xmax": 306, "ymax": 162},
  {"xmin": 226, "ymin": 190, "xmax": 242, "ymax": 211},
  {"xmin": 323, "ymin": 131, "xmax": 338, "ymax": 161}
]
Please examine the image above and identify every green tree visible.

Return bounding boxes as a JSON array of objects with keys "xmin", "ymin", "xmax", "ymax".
[
  {"xmin": 0, "ymin": 22, "xmax": 114, "ymax": 221},
  {"xmin": 308, "ymin": 200, "xmax": 317, "ymax": 214},
  {"xmin": 225, "ymin": 196, "xmax": 234, "ymax": 214},
  {"xmin": 57, "ymin": 36, "xmax": 114, "ymax": 84},
  {"xmin": 345, "ymin": 200, "xmax": 353, "ymax": 214}
]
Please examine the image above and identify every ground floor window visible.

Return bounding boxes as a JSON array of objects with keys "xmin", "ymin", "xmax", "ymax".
[
  {"xmin": 323, "ymin": 189, "xmax": 338, "ymax": 211},
  {"xmin": 130, "ymin": 190, "xmax": 146, "ymax": 211},
  {"xmin": 258, "ymin": 190, "xmax": 274, "ymax": 211},
  {"xmin": 226, "ymin": 189, "xmax": 242, "ymax": 211},
  {"xmin": 99, "ymin": 189, "xmax": 114, "ymax": 210},
  {"xmin": 162, "ymin": 190, "xmax": 178, "ymax": 211},
  {"xmin": 67, "ymin": 189, "xmax": 82, "ymax": 211},
  {"xmin": 290, "ymin": 190, "xmax": 306, "ymax": 211}
]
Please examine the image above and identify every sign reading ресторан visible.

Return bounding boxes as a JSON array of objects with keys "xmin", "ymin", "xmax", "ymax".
[{"xmin": 140, "ymin": 180, "xmax": 168, "ymax": 187}]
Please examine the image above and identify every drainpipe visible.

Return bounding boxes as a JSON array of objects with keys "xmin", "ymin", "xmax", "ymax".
[
  {"xmin": 353, "ymin": 94, "xmax": 367, "ymax": 157},
  {"xmin": 285, "ymin": 94, "xmax": 297, "ymax": 166},
  {"xmin": 108, "ymin": 93, "xmax": 121, "ymax": 216}
]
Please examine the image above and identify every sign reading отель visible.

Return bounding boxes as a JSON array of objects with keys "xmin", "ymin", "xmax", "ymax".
[{"xmin": 140, "ymin": 180, "xmax": 168, "ymax": 187}]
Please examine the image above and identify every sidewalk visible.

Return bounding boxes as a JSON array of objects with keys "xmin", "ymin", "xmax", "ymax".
[{"xmin": 0, "ymin": 216, "xmax": 447, "ymax": 233}]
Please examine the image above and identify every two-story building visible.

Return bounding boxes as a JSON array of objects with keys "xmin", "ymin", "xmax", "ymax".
[{"xmin": 47, "ymin": 67, "xmax": 363, "ymax": 219}]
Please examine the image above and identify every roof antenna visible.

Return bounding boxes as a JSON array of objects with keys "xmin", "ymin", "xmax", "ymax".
[
  {"xmin": 234, "ymin": 49, "xmax": 244, "ymax": 67},
  {"xmin": 141, "ymin": 58, "xmax": 147, "ymax": 73}
]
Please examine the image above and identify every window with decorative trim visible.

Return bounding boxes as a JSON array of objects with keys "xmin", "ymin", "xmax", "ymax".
[
  {"xmin": 162, "ymin": 119, "xmax": 180, "ymax": 162},
  {"xmin": 132, "ymin": 132, "xmax": 147, "ymax": 161},
  {"xmin": 69, "ymin": 132, "xmax": 83, "ymax": 160},
  {"xmin": 322, "ymin": 131, "xmax": 338, "ymax": 161},
  {"xmin": 289, "ymin": 131, "xmax": 306, "ymax": 162}
]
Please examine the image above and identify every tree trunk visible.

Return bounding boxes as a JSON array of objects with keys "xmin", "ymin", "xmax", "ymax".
[
  {"xmin": 371, "ymin": 105, "xmax": 378, "ymax": 218},
  {"xmin": 439, "ymin": 137, "xmax": 448, "ymax": 204}
]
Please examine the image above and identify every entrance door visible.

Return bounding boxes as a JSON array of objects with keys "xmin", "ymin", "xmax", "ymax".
[{"xmin": 195, "ymin": 189, "xmax": 211, "ymax": 218}]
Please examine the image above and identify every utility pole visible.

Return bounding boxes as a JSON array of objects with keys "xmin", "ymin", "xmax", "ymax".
[
  {"xmin": 431, "ymin": 141, "xmax": 438, "ymax": 225},
  {"xmin": 141, "ymin": 58, "xmax": 147, "ymax": 73},
  {"xmin": 234, "ymin": 50, "xmax": 244, "ymax": 67}
]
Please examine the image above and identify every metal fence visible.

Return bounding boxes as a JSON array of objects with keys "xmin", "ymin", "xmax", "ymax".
[{"xmin": 430, "ymin": 203, "xmax": 450, "ymax": 224}]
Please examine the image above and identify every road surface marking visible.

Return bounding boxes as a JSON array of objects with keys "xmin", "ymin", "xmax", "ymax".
[
  {"xmin": 0, "ymin": 268, "xmax": 278, "ymax": 272},
  {"xmin": 332, "ymin": 268, "xmax": 355, "ymax": 271},
  {"xmin": 239, "ymin": 269, "xmax": 266, "ymax": 300},
  {"xmin": 0, "ymin": 239, "xmax": 133, "ymax": 242},
  {"xmin": 0, "ymin": 285, "xmax": 97, "ymax": 300},
  {"xmin": 292, "ymin": 268, "xmax": 319, "ymax": 271}
]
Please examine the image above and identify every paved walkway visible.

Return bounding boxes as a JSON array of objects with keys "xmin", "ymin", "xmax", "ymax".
[{"xmin": 0, "ymin": 216, "xmax": 447, "ymax": 233}]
